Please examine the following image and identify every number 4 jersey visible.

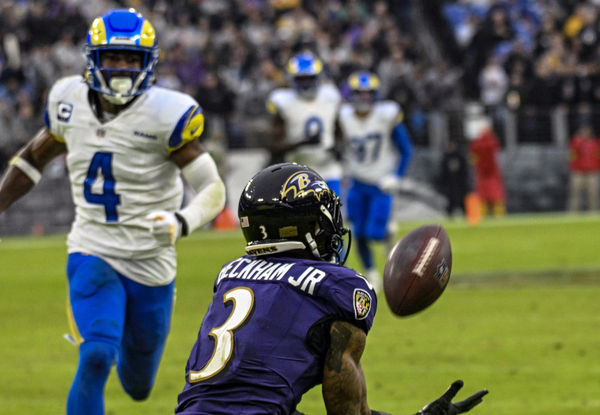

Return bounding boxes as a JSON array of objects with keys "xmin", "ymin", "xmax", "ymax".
[
  {"xmin": 176, "ymin": 255, "xmax": 377, "ymax": 414},
  {"xmin": 44, "ymin": 75, "xmax": 204, "ymax": 285}
]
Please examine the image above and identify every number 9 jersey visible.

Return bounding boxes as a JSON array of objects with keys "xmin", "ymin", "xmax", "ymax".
[
  {"xmin": 44, "ymin": 75, "xmax": 204, "ymax": 285},
  {"xmin": 267, "ymin": 83, "xmax": 342, "ymax": 181}
]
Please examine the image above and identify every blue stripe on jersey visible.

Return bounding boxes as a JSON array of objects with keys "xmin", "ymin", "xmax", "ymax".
[
  {"xmin": 169, "ymin": 104, "xmax": 202, "ymax": 149},
  {"xmin": 43, "ymin": 106, "xmax": 50, "ymax": 129},
  {"xmin": 392, "ymin": 122, "xmax": 413, "ymax": 176}
]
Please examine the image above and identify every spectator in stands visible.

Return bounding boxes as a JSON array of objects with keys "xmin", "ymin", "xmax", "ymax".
[
  {"xmin": 567, "ymin": 123, "xmax": 600, "ymax": 211},
  {"xmin": 194, "ymin": 71, "xmax": 236, "ymax": 146},
  {"xmin": 479, "ymin": 54, "xmax": 509, "ymax": 132},
  {"xmin": 464, "ymin": 5, "xmax": 515, "ymax": 98},
  {"xmin": 0, "ymin": 1, "xmax": 424, "ymax": 154},
  {"xmin": 377, "ymin": 45, "xmax": 413, "ymax": 99}
]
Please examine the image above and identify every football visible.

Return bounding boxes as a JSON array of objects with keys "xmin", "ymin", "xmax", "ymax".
[{"xmin": 383, "ymin": 224, "xmax": 452, "ymax": 317}]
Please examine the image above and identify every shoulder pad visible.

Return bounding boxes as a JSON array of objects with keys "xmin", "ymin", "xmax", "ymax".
[{"xmin": 319, "ymin": 83, "xmax": 342, "ymax": 102}]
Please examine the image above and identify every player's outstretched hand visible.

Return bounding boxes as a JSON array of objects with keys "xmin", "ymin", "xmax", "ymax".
[
  {"xmin": 146, "ymin": 210, "xmax": 182, "ymax": 246},
  {"xmin": 416, "ymin": 380, "xmax": 488, "ymax": 415}
]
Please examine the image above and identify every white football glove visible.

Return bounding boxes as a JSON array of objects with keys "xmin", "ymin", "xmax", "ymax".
[
  {"xmin": 146, "ymin": 210, "xmax": 183, "ymax": 246},
  {"xmin": 379, "ymin": 175, "xmax": 404, "ymax": 193}
]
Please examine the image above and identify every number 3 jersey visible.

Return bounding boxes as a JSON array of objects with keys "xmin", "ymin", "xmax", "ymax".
[
  {"xmin": 339, "ymin": 100, "xmax": 403, "ymax": 185},
  {"xmin": 176, "ymin": 255, "xmax": 377, "ymax": 415},
  {"xmin": 44, "ymin": 75, "xmax": 204, "ymax": 285}
]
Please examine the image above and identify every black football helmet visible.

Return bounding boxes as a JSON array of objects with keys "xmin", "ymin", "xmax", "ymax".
[{"xmin": 238, "ymin": 163, "xmax": 350, "ymax": 264}]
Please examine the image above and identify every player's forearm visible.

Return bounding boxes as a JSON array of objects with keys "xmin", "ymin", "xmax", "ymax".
[
  {"xmin": 0, "ymin": 166, "xmax": 37, "ymax": 212},
  {"xmin": 267, "ymin": 135, "xmax": 297, "ymax": 154},
  {"xmin": 178, "ymin": 178, "xmax": 225, "ymax": 233},
  {"xmin": 178, "ymin": 153, "xmax": 226, "ymax": 234},
  {"xmin": 0, "ymin": 142, "xmax": 43, "ymax": 212},
  {"xmin": 323, "ymin": 355, "xmax": 368, "ymax": 415},
  {"xmin": 322, "ymin": 364, "xmax": 394, "ymax": 415},
  {"xmin": 323, "ymin": 322, "xmax": 369, "ymax": 415},
  {"xmin": 0, "ymin": 128, "xmax": 65, "ymax": 213}
]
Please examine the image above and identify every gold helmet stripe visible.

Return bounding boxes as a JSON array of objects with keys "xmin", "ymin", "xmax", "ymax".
[
  {"xmin": 88, "ymin": 17, "xmax": 107, "ymax": 45},
  {"xmin": 140, "ymin": 19, "xmax": 156, "ymax": 47}
]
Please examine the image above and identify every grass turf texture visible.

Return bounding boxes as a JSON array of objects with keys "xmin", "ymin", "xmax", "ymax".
[{"xmin": 0, "ymin": 213, "xmax": 599, "ymax": 414}]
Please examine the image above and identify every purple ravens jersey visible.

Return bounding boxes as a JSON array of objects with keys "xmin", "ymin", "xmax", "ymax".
[{"xmin": 176, "ymin": 255, "xmax": 377, "ymax": 414}]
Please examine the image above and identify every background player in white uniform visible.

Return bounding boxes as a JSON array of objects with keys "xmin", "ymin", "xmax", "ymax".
[
  {"xmin": 0, "ymin": 9, "xmax": 225, "ymax": 415},
  {"xmin": 339, "ymin": 71, "xmax": 413, "ymax": 291},
  {"xmin": 266, "ymin": 52, "xmax": 343, "ymax": 195}
]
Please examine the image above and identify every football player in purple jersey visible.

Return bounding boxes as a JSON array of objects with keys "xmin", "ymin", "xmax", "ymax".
[{"xmin": 175, "ymin": 163, "xmax": 487, "ymax": 415}]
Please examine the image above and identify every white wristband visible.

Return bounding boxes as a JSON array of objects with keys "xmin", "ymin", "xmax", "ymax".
[{"xmin": 9, "ymin": 156, "xmax": 42, "ymax": 184}]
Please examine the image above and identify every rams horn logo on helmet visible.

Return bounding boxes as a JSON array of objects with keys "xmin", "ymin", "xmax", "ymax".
[{"xmin": 281, "ymin": 171, "xmax": 330, "ymax": 201}]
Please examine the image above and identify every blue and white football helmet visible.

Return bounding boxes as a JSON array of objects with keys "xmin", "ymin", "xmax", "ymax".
[
  {"xmin": 287, "ymin": 52, "xmax": 323, "ymax": 99},
  {"xmin": 348, "ymin": 70, "xmax": 380, "ymax": 113},
  {"xmin": 85, "ymin": 9, "xmax": 160, "ymax": 105}
]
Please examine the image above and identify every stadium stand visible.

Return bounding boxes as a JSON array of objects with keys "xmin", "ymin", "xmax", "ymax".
[{"xmin": 1, "ymin": 0, "xmax": 599, "ymax": 235}]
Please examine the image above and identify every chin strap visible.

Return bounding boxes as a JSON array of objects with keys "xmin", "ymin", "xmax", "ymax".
[{"xmin": 245, "ymin": 240, "xmax": 306, "ymax": 256}]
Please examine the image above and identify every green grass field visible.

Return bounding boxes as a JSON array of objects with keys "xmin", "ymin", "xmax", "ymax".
[{"xmin": 1, "ymin": 213, "xmax": 599, "ymax": 415}]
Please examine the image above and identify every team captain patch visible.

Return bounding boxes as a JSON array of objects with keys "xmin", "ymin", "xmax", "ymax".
[{"xmin": 353, "ymin": 288, "xmax": 372, "ymax": 320}]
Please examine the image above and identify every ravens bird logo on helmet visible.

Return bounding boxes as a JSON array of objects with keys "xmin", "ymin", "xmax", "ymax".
[{"xmin": 239, "ymin": 163, "xmax": 351, "ymax": 264}]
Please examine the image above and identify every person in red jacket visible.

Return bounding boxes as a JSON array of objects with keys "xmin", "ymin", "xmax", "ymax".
[
  {"xmin": 469, "ymin": 120, "xmax": 506, "ymax": 217},
  {"xmin": 568, "ymin": 123, "xmax": 600, "ymax": 212}
]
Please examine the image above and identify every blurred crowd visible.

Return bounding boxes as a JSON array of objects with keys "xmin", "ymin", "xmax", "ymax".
[
  {"xmin": 3, "ymin": 0, "xmax": 600, "ymax": 173},
  {"xmin": 0, "ymin": 0, "xmax": 417, "ymax": 170},
  {"xmin": 437, "ymin": 0, "xmax": 600, "ymax": 119}
]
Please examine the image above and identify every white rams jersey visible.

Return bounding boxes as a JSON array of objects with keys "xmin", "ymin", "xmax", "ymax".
[
  {"xmin": 45, "ymin": 76, "xmax": 205, "ymax": 286},
  {"xmin": 267, "ymin": 83, "xmax": 342, "ymax": 180},
  {"xmin": 339, "ymin": 101, "xmax": 403, "ymax": 185}
]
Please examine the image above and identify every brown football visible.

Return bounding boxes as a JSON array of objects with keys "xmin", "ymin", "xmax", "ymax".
[{"xmin": 383, "ymin": 224, "xmax": 452, "ymax": 317}]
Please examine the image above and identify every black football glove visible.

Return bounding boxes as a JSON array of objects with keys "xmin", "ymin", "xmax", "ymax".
[{"xmin": 416, "ymin": 380, "xmax": 488, "ymax": 415}]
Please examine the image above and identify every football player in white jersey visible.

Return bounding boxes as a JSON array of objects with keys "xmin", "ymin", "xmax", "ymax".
[
  {"xmin": 338, "ymin": 71, "xmax": 413, "ymax": 291},
  {"xmin": 0, "ymin": 9, "xmax": 225, "ymax": 415},
  {"xmin": 266, "ymin": 52, "xmax": 343, "ymax": 195}
]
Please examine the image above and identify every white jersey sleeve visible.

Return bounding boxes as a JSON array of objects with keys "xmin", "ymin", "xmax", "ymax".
[
  {"xmin": 340, "ymin": 100, "xmax": 403, "ymax": 185},
  {"xmin": 44, "ymin": 76, "xmax": 205, "ymax": 285}
]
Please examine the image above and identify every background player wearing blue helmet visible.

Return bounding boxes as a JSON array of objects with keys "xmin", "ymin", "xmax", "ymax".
[
  {"xmin": 175, "ymin": 163, "xmax": 487, "ymax": 415},
  {"xmin": 339, "ymin": 70, "xmax": 413, "ymax": 291},
  {"xmin": 266, "ymin": 52, "xmax": 344, "ymax": 196},
  {"xmin": 0, "ymin": 9, "xmax": 226, "ymax": 414}
]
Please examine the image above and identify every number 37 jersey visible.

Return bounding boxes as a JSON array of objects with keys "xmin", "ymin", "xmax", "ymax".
[
  {"xmin": 176, "ymin": 255, "xmax": 377, "ymax": 414},
  {"xmin": 339, "ymin": 100, "xmax": 402, "ymax": 184},
  {"xmin": 44, "ymin": 75, "xmax": 203, "ymax": 262}
]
